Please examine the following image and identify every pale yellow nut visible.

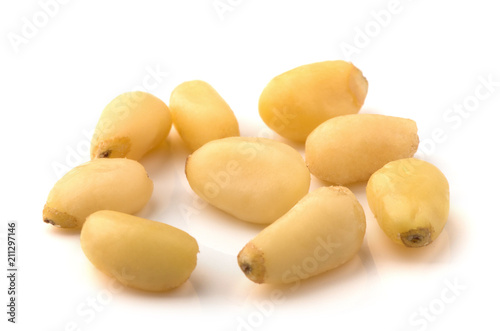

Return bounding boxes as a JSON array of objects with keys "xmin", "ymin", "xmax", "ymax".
[
  {"xmin": 81, "ymin": 210, "xmax": 199, "ymax": 292},
  {"xmin": 91, "ymin": 91, "xmax": 172, "ymax": 160},
  {"xmin": 238, "ymin": 186, "xmax": 366, "ymax": 284},
  {"xmin": 366, "ymin": 158, "xmax": 450, "ymax": 248},
  {"xmin": 305, "ymin": 114, "xmax": 419, "ymax": 185},
  {"xmin": 169, "ymin": 80, "xmax": 240, "ymax": 151},
  {"xmin": 43, "ymin": 158, "xmax": 153, "ymax": 228},
  {"xmin": 185, "ymin": 137, "xmax": 310, "ymax": 224},
  {"xmin": 259, "ymin": 60, "xmax": 368, "ymax": 142}
]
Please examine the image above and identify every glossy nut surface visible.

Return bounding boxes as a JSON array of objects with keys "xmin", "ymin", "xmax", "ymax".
[
  {"xmin": 185, "ymin": 137, "xmax": 310, "ymax": 224},
  {"xmin": 366, "ymin": 158, "xmax": 450, "ymax": 247},
  {"xmin": 238, "ymin": 186, "xmax": 366, "ymax": 284},
  {"xmin": 81, "ymin": 210, "xmax": 199, "ymax": 292},
  {"xmin": 91, "ymin": 91, "xmax": 172, "ymax": 160},
  {"xmin": 170, "ymin": 80, "xmax": 239, "ymax": 151},
  {"xmin": 306, "ymin": 114, "xmax": 419, "ymax": 185},
  {"xmin": 43, "ymin": 158, "xmax": 153, "ymax": 228},
  {"xmin": 259, "ymin": 60, "xmax": 368, "ymax": 142}
]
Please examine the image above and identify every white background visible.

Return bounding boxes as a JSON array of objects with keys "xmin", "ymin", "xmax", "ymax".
[{"xmin": 1, "ymin": 0, "xmax": 500, "ymax": 330}]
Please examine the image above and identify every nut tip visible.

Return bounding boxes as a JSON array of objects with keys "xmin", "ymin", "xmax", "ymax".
[
  {"xmin": 400, "ymin": 227, "xmax": 432, "ymax": 248},
  {"xmin": 237, "ymin": 243, "xmax": 266, "ymax": 284}
]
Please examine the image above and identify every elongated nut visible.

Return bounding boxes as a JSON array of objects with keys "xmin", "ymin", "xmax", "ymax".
[
  {"xmin": 81, "ymin": 210, "xmax": 199, "ymax": 292},
  {"xmin": 238, "ymin": 186, "xmax": 366, "ymax": 284},
  {"xmin": 43, "ymin": 158, "xmax": 153, "ymax": 228},
  {"xmin": 91, "ymin": 91, "xmax": 172, "ymax": 160},
  {"xmin": 185, "ymin": 137, "xmax": 310, "ymax": 224},
  {"xmin": 259, "ymin": 60, "xmax": 368, "ymax": 142},
  {"xmin": 169, "ymin": 80, "xmax": 240, "ymax": 151},
  {"xmin": 305, "ymin": 114, "xmax": 419, "ymax": 185},
  {"xmin": 366, "ymin": 158, "xmax": 450, "ymax": 247}
]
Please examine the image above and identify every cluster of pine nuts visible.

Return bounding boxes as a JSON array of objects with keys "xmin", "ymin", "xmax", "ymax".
[{"xmin": 43, "ymin": 60, "xmax": 449, "ymax": 291}]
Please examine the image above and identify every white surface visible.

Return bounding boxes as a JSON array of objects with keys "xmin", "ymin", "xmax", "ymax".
[{"xmin": 1, "ymin": 0, "xmax": 499, "ymax": 330}]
